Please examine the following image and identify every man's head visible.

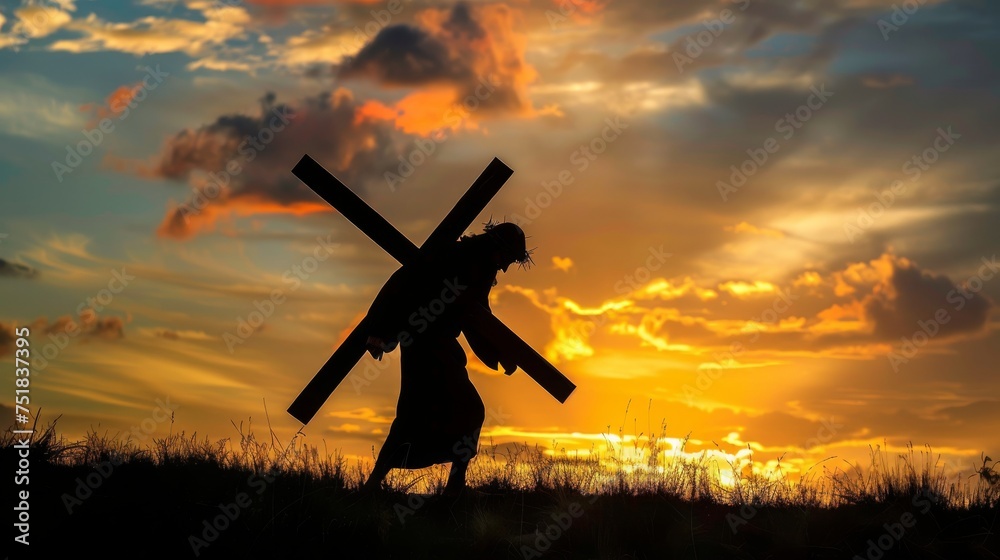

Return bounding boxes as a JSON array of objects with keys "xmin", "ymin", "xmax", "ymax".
[{"xmin": 484, "ymin": 221, "xmax": 531, "ymax": 272}]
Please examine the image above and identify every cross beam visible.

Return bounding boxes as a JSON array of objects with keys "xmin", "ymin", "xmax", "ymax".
[{"xmin": 287, "ymin": 155, "xmax": 576, "ymax": 425}]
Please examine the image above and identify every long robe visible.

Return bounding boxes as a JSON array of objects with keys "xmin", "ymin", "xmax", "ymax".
[{"xmin": 365, "ymin": 240, "xmax": 503, "ymax": 469}]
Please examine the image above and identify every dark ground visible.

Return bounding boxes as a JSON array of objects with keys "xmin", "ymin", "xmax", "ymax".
[{"xmin": 11, "ymin": 458, "xmax": 998, "ymax": 560}]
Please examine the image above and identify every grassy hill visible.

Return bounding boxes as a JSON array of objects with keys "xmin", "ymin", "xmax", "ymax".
[{"xmin": 6, "ymin": 418, "xmax": 997, "ymax": 559}]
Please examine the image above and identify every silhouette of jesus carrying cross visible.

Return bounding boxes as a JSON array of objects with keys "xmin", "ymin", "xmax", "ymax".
[{"xmin": 286, "ymin": 155, "xmax": 576, "ymax": 494}]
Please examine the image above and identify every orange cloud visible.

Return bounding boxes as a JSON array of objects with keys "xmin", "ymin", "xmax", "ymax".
[
  {"xmin": 551, "ymin": 256, "xmax": 574, "ymax": 272},
  {"xmin": 633, "ymin": 277, "xmax": 717, "ymax": 301},
  {"xmin": 354, "ymin": 86, "xmax": 479, "ymax": 137},
  {"xmin": 0, "ymin": 309, "xmax": 127, "ymax": 357},
  {"xmin": 719, "ymin": 280, "xmax": 778, "ymax": 298},
  {"xmin": 833, "ymin": 254, "xmax": 896, "ymax": 296},
  {"xmin": 810, "ymin": 253, "xmax": 992, "ymax": 345},
  {"xmin": 137, "ymin": 90, "xmax": 403, "ymax": 240},
  {"xmin": 811, "ymin": 301, "xmax": 867, "ymax": 335},
  {"xmin": 792, "ymin": 271, "xmax": 823, "ymax": 288},
  {"xmin": 157, "ymin": 193, "xmax": 330, "ymax": 240},
  {"xmin": 79, "ymin": 82, "xmax": 143, "ymax": 127},
  {"xmin": 342, "ymin": 3, "xmax": 544, "ymax": 136}
]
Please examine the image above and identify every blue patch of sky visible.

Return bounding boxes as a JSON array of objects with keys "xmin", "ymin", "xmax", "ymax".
[
  {"xmin": 743, "ymin": 32, "xmax": 815, "ymax": 59},
  {"xmin": 825, "ymin": 6, "xmax": 996, "ymax": 89}
]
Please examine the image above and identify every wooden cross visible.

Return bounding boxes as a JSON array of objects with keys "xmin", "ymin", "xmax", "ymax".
[{"xmin": 286, "ymin": 155, "xmax": 577, "ymax": 425}]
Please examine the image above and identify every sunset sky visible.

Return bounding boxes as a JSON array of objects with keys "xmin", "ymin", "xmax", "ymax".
[{"xmin": 1, "ymin": 0, "xmax": 997, "ymax": 482}]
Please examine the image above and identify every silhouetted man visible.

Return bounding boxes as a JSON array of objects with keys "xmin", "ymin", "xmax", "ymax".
[{"xmin": 361, "ymin": 221, "xmax": 531, "ymax": 494}]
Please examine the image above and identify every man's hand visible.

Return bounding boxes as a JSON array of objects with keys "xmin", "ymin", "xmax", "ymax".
[
  {"xmin": 366, "ymin": 336, "xmax": 398, "ymax": 361},
  {"xmin": 501, "ymin": 359, "xmax": 517, "ymax": 376}
]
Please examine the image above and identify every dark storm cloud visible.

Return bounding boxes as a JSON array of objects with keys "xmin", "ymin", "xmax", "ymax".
[
  {"xmin": 442, "ymin": 1, "xmax": 487, "ymax": 41},
  {"xmin": 864, "ymin": 258, "xmax": 992, "ymax": 340},
  {"xmin": 338, "ymin": 2, "xmax": 536, "ymax": 117},
  {"xmin": 338, "ymin": 25, "xmax": 471, "ymax": 86},
  {"xmin": 0, "ymin": 258, "xmax": 38, "ymax": 278}
]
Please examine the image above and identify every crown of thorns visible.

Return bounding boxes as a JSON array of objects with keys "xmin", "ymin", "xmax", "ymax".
[{"xmin": 482, "ymin": 218, "xmax": 535, "ymax": 269}]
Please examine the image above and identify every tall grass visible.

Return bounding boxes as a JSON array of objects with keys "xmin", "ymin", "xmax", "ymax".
[{"xmin": 4, "ymin": 413, "xmax": 997, "ymax": 509}]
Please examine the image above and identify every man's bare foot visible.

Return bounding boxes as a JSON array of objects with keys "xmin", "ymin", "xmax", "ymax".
[{"xmin": 356, "ymin": 480, "xmax": 384, "ymax": 496}]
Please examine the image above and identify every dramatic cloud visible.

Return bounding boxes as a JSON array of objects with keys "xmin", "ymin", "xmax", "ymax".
[
  {"xmin": 858, "ymin": 255, "xmax": 992, "ymax": 341},
  {"xmin": 2, "ymin": 0, "xmax": 998, "ymax": 477},
  {"xmin": 499, "ymin": 253, "xmax": 995, "ymax": 368},
  {"xmin": 0, "ymin": 258, "xmax": 38, "ymax": 278},
  {"xmin": 344, "ymin": 2, "xmax": 554, "ymax": 135},
  {"xmin": 341, "ymin": 24, "xmax": 470, "ymax": 86},
  {"xmin": 133, "ymin": 89, "xmax": 402, "ymax": 239},
  {"xmin": 719, "ymin": 280, "xmax": 777, "ymax": 298}
]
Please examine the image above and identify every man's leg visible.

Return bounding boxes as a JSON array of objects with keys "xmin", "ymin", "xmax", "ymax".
[
  {"xmin": 444, "ymin": 460, "xmax": 469, "ymax": 494},
  {"xmin": 362, "ymin": 452, "xmax": 394, "ymax": 491},
  {"xmin": 444, "ymin": 391, "xmax": 484, "ymax": 495}
]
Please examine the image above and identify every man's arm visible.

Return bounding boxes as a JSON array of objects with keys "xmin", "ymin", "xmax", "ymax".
[
  {"xmin": 363, "ymin": 265, "xmax": 410, "ymax": 359},
  {"xmin": 464, "ymin": 272, "xmax": 516, "ymax": 375}
]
